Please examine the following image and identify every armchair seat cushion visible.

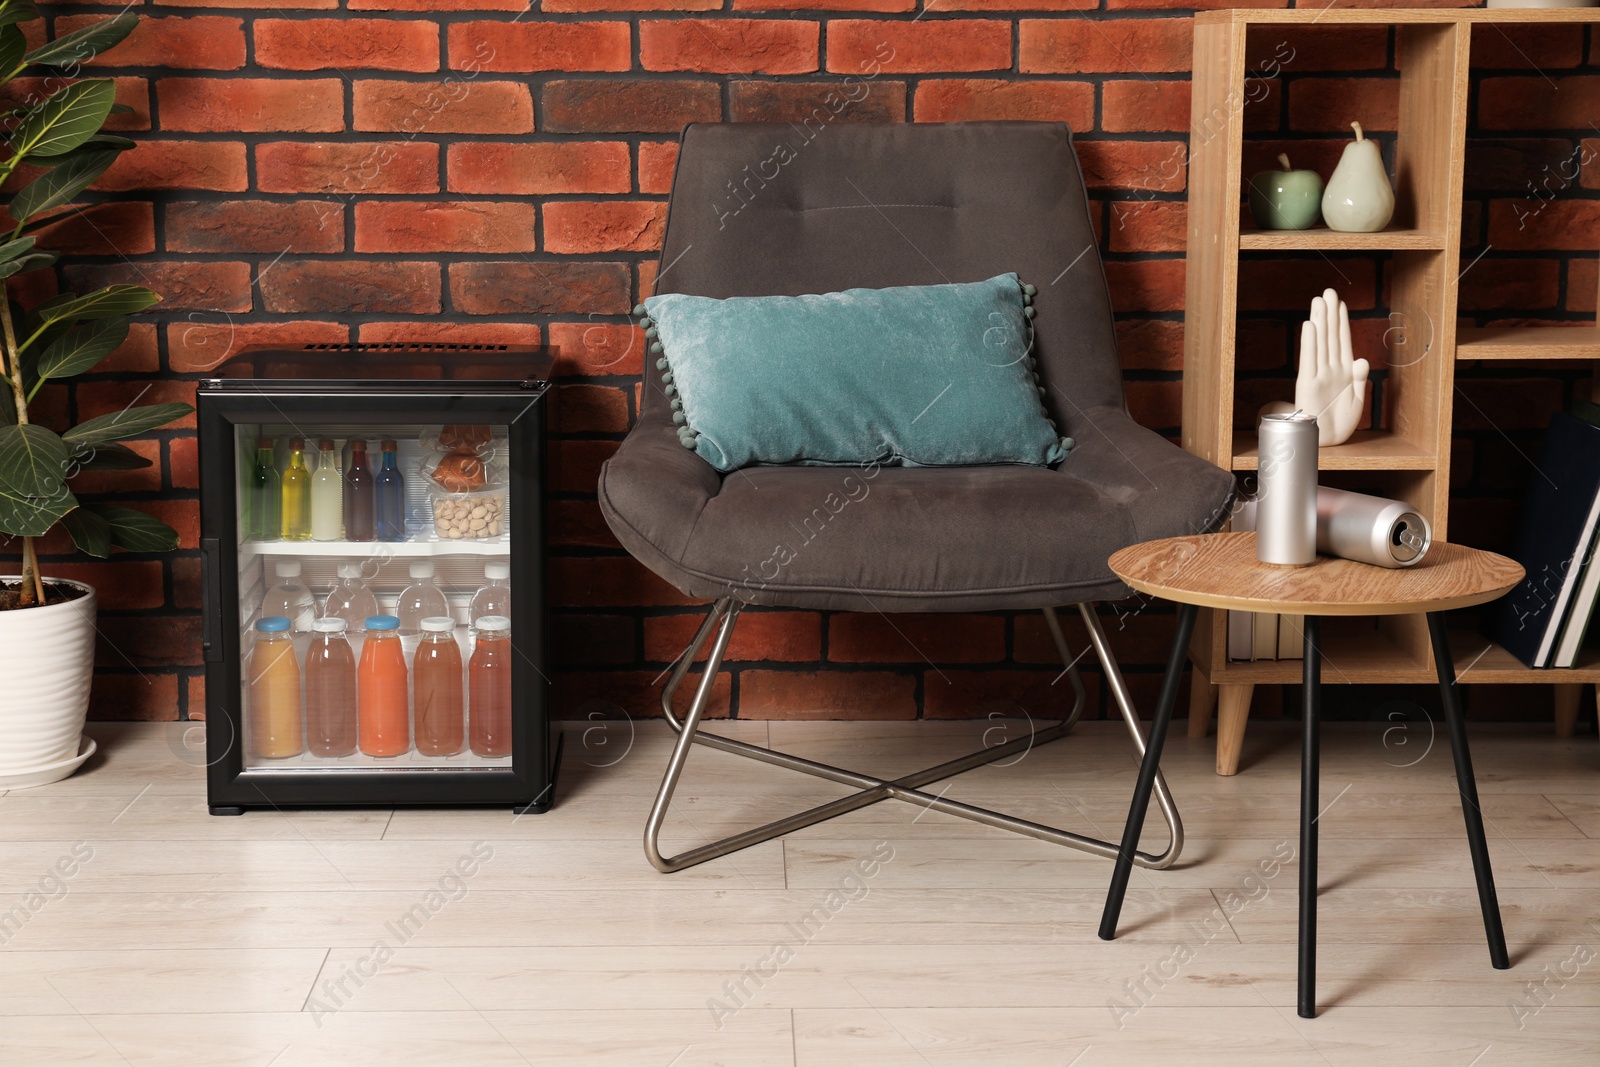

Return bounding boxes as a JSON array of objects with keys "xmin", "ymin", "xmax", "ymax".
[{"xmin": 599, "ymin": 404, "xmax": 1236, "ymax": 612}]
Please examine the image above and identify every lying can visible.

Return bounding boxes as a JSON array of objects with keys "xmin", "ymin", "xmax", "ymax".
[
  {"xmin": 1256, "ymin": 411, "xmax": 1319, "ymax": 566},
  {"xmin": 1316, "ymin": 486, "xmax": 1431, "ymax": 568}
]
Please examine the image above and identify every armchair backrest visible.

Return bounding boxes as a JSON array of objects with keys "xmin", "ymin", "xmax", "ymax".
[{"xmin": 649, "ymin": 121, "xmax": 1127, "ymax": 427}]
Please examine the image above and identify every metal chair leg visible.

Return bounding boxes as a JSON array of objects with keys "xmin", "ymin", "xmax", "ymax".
[{"xmin": 642, "ymin": 599, "xmax": 1185, "ymax": 873}]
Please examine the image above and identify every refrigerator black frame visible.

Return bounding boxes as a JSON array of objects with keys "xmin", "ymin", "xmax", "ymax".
[{"xmin": 198, "ymin": 387, "xmax": 554, "ymax": 815}]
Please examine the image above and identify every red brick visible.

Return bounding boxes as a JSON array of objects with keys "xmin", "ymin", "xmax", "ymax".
[
  {"xmin": 547, "ymin": 322, "xmax": 645, "ymax": 376},
  {"xmin": 71, "ymin": 439, "xmax": 162, "ymax": 495},
  {"xmin": 827, "ymin": 613, "xmax": 1005, "ymax": 664},
  {"xmin": 351, "ymin": 0, "xmax": 525, "ymax": 9},
  {"xmin": 1571, "ymin": 258, "xmax": 1597, "ymax": 314},
  {"xmin": 256, "ymin": 18, "xmax": 439, "ymax": 71},
  {"xmin": 1102, "ymin": 260, "xmax": 1186, "ymax": 313},
  {"xmin": 99, "ymin": 141, "xmax": 247, "ymax": 192},
  {"xmin": 167, "ymin": 320, "xmax": 347, "ymax": 374},
  {"xmin": 641, "ymin": 19, "xmax": 818, "ymax": 74},
  {"xmin": 159, "ymin": 77, "xmax": 343, "ymax": 132},
  {"xmin": 88, "ymin": 671, "xmax": 182, "ymax": 722},
  {"xmin": 96, "ymin": 617, "xmax": 204, "ymax": 670},
  {"xmin": 1458, "ymin": 258, "xmax": 1560, "ymax": 313},
  {"xmin": 1124, "ymin": 379, "xmax": 1181, "ymax": 431},
  {"xmin": 1471, "ymin": 24, "xmax": 1583, "ymax": 69},
  {"xmin": 76, "ymin": 380, "xmax": 197, "ymax": 430},
  {"xmin": 449, "ymin": 21, "xmax": 630, "ymax": 72},
  {"xmin": 728, "ymin": 79, "xmax": 907, "ymax": 123},
  {"xmin": 554, "ymin": 670, "xmax": 730, "ymax": 720},
  {"xmin": 1236, "ymin": 258, "xmax": 1377, "ymax": 312},
  {"xmin": 98, "ymin": 323, "xmax": 160, "ymax": 375},
  {"xmin": 156, "ymin": 0, "xmax": 336, "ymax": 8},
  {"xmin": 548, "ymin": 440, "xmax": 619, "ymax": 495},
  {"xmin": 646, "ymin": 610, "xmax": 822, "ymax": 662},
  {"xmin": 448, "ymin": 142, "xmax": 631, "ymax": 195},
  {"xmin": 1103, "ymin": 80, "xmax": 1196, "ymax": 133},
  {"xmin": 58, "ymin": 14, "xmax": 245, "ymax": 69},
  {"xmin": 1481, "ymin": 77, "xmax": 1600, "ymax": 130},
  {"xmin": 63, "ymin": 261, "xmax": 251, "ymax": 313},
  {"xmin": 1107, "ymin": 0, "xmax": 1283, "ymax": 7},
  {"xmin": 544, "ymin": 201, "xmax": 667, "ymax": 254},
  {"xmin": 938, "ymin": 0, "xmax": 1092, "ymax": 9},
  {"xmin": 637, "ymin": 260, "xmax": 659, "ymax": 302},
  {"xmin": 354, "ymin": 80, "xmax": 533, "ymax": 134},
  {"xmin": 450, "ymin": 262, "xmax": 631, "ymax": 316},
  {"xmin": 1115, "ymin": 318, "xmax": 1183, "ymax": 372},
  {"xmin": 828, "ymin": 20, "xmax": 1010, "ymax": 74},
  {"xmin": 1288, "ymin": 78, "xmax": 1398, "ymax": 132},
  {"xmin": 737, "ymin": 0, "xmax": 908, "ymax": 9},
  {"xmin": 924, "ymin": 669, "xmax": 1082, "ymax": 720},
  {"xmin": 355, "ymin": 201, "xmax": 537, "ymax": 253},
  {"xmin": 260, "ymin": 261, "xmax": 441, "ymax": 314},
  {"xmin": 1, "ymin": 76, "xmax": 148, "ymax": 132},
  {"xmin": 638, "ymin": 142, "xmax": 679, "ymax": 194},
  {"xmin": 1453, "ymin": 379, "xmax": 1564, "ymax": 432},
  {"xmin": 738, "ymin": 670, "xmax": 917, "ymax": 719},
  {"xmin": 171, "ymin": 556, "xmax": 203, "ymax": 609},
  {"xmin": 1077, "ymin": 140, "xmax": 1187, "ymax": 193},
  {"xmin": 1464, "ymin": 138, "xmax": 1579, "ymax": 194},
  {"xmin": 1488, "ymin": 199, "xmax": 1600, "ymax": 252},
  {"xmin": 1583, "ymin": 139, "xmax": 1600, "ymax": 190},
  {"xmin": 547, "ymin": 0, "xmax": 717, "ymax": 8},
  {"xmin": 1108, "ymin": 201, "xmax": 1187, "ymax": 253},
  {"xmin": 550, "ymin": 384, "xmax": 631, "ymax": 432},
  {"xmin": 167, "ymin": 200, "xmax": 343, "ymax": 254},
  {"xmin": 1245, "ymin": 26, "xmax": 1388, "ymax": 72},
  {"xmin": 257, "ymin": 141, "xmax": 439, "ymax": 195},
  {"xmin": 550, "ymin": 614, "xmax": 635, "ymax": 667},
  {"xmin": 541, "ymin": 79, "xmax": 720, "ymax": 133},
  {"xmin": 1020, "ymin": 18, "xmax": 1191, "ymax": 74},
  {"xmin": 29, "ymin": 202, "xmax": 155, "ymax": 256},
  {"xmin": 551, "ymin": 557, "xmax": 692, "ymax": 608},
  {"xmin": 914, "ymin": 79, "xmax": 1092, "ymax": 126},
  {"xmin": 358, "ymin": 321, "xmax": 543, "ymax": 347},
  {"xmin": 551, "ymin": 500, "xmax": 621, "ymax": 549}
]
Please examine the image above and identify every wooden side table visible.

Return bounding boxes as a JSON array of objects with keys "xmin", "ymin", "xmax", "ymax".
[{"xmin": 1096, "ymin": 532, "xmax": 1524, "ymax": 1019}]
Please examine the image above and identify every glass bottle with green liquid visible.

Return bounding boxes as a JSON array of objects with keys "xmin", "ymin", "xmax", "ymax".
[
  {"xmin": 280, "ymin": 437, "xmax": 312, "ymax": 541},
  {"xmin": 248, "ymin": 438, "xmax": 279, "ymax": 542}
]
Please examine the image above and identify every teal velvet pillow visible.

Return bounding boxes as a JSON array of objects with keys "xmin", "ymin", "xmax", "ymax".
[{"xmin": 639, "ymin": 273, "xmax": 1071, "ymax": 473}]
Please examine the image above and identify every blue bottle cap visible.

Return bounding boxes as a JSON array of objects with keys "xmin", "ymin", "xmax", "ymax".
[
  {"xmin": 365, "ymin": 615, "xmax": 400, "ymax": 631},
  {"xmin": 256, "ymin": 616, "xmax": 291, "ymax": 633}
]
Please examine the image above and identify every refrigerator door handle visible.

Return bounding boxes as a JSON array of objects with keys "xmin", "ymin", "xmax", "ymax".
[{"xmin": 202, "ymin": 537, "xmax": 223, "ymax": 663}]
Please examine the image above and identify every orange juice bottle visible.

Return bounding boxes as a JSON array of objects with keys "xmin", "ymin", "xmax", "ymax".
[
  {"xmin": 414, "ymin": 617, "xmax": 464, "ymax": 756},
  {"xmin": 249, "ymin": 616, "xmax": 302, "ymax": 759},
  {"xmin": 358, "ymin": 615, "xmax": 409, "ymax": 757},
  {"xmin": 469, "ymin": 615, "xmax": 512, "ymax": 757}
]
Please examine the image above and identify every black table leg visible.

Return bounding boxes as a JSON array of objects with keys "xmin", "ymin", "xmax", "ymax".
[
  {"xmin": 1098, "ymin": 602, "xmax": 1198, "ymax": 942},
  {"xmin": 1426, "ymin": 612, "xmax": 1511, "ymax": 970},
  {"xmin": 1298, "ymin": 614, "xmax": 1322, "ymax": 1019}
]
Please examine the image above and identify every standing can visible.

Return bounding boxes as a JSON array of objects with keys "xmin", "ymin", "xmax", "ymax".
[{"xmin": 1256, "ymin": 410, "xmax": 1319, "ymax": 566}]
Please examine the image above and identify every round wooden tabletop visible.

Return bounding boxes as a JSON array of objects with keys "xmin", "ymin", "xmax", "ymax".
[{"xmin": 1108, "ymin": 533, "xmax": 1524, "ymax": 617}]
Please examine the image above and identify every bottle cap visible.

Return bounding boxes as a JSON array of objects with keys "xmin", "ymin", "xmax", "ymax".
[
  {"xmin": 258, "ymin": 437, "xmax": 273, "ymax": 450},
  {"xmin": 484, "ymin": 561, "xmax": 509, "ymax": 580},
  {"xmin": 337, "ymin": 562, "xmax": 363, "ymax": 579},
  {"xmin": 290, "ymin": 437, "xmax": 305, "ymax": 450},
  {"xmin": 350, "ymin": 438, "xmax": 367, "ymax": 450},
  {"xmin": 313, "ymin": 618, "xmax": 348, "ymax": 633},
  {"xmin": 409, "ymin": 561, "xmax": 435, "ymax": 578},
  {"xmin": 381, "ymin": 439, "xmax": 397, "ymax": 452},
  {"xmin": 366, "ymin": 615, "xmax": 400, "ymax": 631},
  {"xmin": 420, "ymin": 616, "xmax": 454, "ymax": 632},
  {"xmin": 256, "ymin": 616, "xmax": 291, "ymax": 633},
  {"xmin": 319, "ymin": 438, "xmax": 336, "ymax": 451},
  {"xmin": 476, "ymin": 615, "xmax": 510, "ymax": 632},
  {"xmin": 276, "ymin": 561, "xmax": 302, "ymax": 578}
]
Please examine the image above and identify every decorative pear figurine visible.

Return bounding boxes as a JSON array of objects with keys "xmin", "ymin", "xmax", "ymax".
[{"xmin": 1321, "ymin": 121, "xmax": 1394, "ymax": 233}]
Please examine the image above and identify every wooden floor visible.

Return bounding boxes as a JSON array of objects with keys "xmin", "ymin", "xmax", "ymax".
[{"xmin": 0, "ymin": 716, "xmax": 1596, "ymax": 1065}]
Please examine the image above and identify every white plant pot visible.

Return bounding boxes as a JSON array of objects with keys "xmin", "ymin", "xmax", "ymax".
[{"xmin": 0, "ymin": 577, "xmax": 98, "ymax": 789}]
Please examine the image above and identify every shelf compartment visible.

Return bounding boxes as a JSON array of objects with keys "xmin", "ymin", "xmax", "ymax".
[
  {"xmin": 1449, "ymin": 632, "xmax": 1600, "ymax": 684},
  {"xmin": 1230, "ymin": 430, "xmax": 1436, "ymax": 471},
  {"xmin": 1455, "ymin": 325, "xmax": 1600, "ymax": 361},
  {"xmin": 246, "ymin": 538, "xmax": 508, "ymax": 558},
  {"xmin": 1212, "ymin": 619, "xmax": 1429, "ymax": 685},
  {"xmin": 1238, "ymin": 227, "xmax": 1447, "ymax": 252}
]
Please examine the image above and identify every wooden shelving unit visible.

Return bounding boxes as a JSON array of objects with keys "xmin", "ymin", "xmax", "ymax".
[{"xmin": 1182, "ymin": 7, "xmax": 1600, "ymax": 771}]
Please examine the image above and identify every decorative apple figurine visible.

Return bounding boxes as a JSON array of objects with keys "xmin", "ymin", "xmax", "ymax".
[
  {"xmin": 1321, "ymin": 121, "xmax": 1395, "ymax": 232},
  {"xmin": 1248, "ymin": 153, "xmax": 1323, "ymax": 230}
]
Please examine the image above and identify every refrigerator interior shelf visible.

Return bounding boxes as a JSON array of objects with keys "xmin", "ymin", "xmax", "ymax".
[{"xmin": 243, "ymin": 537, "xmax": 509, "ymax": 562}]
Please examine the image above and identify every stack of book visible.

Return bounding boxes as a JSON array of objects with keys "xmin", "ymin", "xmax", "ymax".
[
  {"xmin": 1491, "ymin": 402, "xmax": 1600, "ymax": 669},
  {"xmin": 1227, "ymin": 497, "xmax": 1305, "ymax": 662}
]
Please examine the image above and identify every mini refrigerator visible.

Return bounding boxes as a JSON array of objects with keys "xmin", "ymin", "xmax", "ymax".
[{"xmin": 198, "ymin": 344, "xmax": 557, "ymax": 815}]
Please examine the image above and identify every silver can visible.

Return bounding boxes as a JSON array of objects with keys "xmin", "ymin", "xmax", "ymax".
[
  {"xmin": 1256, "ymin": 411, "xmax": 1319, "ymax": 566},
  {"xmin": 1315, "ymin": 486, "xmax": 1431, "ymax": 568}
]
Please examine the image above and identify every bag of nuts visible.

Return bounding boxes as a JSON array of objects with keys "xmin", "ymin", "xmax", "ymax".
[{"xmin": 422, "ymin": 425, "xmax": 506, "ymax": 541}]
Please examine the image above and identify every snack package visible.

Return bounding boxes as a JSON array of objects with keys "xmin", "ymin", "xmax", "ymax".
[{"xmin": 421, "ymin": 425, "xmax": 505, "ymax": 540}]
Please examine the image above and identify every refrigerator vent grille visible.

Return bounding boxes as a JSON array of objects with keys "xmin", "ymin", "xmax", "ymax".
[{"xmin": 300, "ymin": 343, "xmax": 511, "ymax": 352}]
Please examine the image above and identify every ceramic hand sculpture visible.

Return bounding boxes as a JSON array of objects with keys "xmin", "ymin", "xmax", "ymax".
[{"xmin": 1263, "ymin": 289, "xmax": 1369, "ymax": 446}]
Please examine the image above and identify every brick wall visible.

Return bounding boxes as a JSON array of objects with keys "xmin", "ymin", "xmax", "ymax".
[{"xmin": 3, "ymin": 2, "xmax": 1595, "ymax": 725}]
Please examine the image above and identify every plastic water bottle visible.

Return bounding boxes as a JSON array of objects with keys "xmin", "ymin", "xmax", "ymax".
[
  {"xmin": 325, "ymin": 562, "xmax": 378, "ymax": 634},
  {"xmin": 261, "ymin": 560, "xmax": 316, "ymax": 632},
  {"xmin": 469, "ymin": 561, "xmax": 510, "ymax": 629},
  {"xmin": 397, "ymin": 561, "xmax": 449, "ymax": 637}
]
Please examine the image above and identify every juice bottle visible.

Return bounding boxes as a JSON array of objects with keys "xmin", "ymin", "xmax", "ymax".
[
  {"xmin": 311, "ymin": 439, "xmax": 343, "ymax": 541},
  {"xmin": 414, "ymin": 616, "xmax": 464, "ymax": 756},
  {"xmin": 305, "ymin": 617, "xmax": 357, "ymax": 758},
  {"xmin": 248, "ymin": 616, "xmax": 302, "ymax": 759},
  {"xmin": 469, "ymin": 615, "xmax": 512, "ymax": 757},
  {"xmin": 397, "ymin": 561, "xmax": 448, "ymax": 637},
  {"xmin": 375, "ymin": 438, "xmax": 407, "ymax": 542},
  {"xmin": 324, "ymin": 562, "xmax": 378, "ymax": 634},
  {"xmin": 358, "ymin": 615, "xmax": 409, "ymax": 757},
  {"xmin": 469, "ymin": 561, "xmax": 510, "ymax": 630},
  {"xmin": 261, "ymin": 560, "xmax": 316, "ymax": 633},
  {"xmin": 344, "ymin": 439, "xmax": 376, "ymax": 542},
  {"xmin": 280, "ymin": 437, "xmax": 311, "ymax": 541},
  {"xmin": 248, "ymin": 438, "xmax": 280, "ymax": 542}
]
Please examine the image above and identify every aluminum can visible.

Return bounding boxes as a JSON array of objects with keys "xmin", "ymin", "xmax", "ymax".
[
  {"xmin": 1256, "ymin": 411, "xmax": 1318, "ymax": 566},
  {"xmin": 1315, "ymin": 486, "xmax": 1430, "ymax": 568}
]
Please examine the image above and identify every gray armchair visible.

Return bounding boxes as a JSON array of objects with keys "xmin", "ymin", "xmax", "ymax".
[{"xmin": 599, "ymin": 122, "xmax": 1234, "ymax": 872}]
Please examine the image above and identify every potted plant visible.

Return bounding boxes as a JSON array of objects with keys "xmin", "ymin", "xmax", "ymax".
[{"xmin": 0, "ymin": 9, "xmax": 189, "ymax": 787}]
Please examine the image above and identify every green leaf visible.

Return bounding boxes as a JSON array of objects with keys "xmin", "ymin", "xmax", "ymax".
[
  {"xmin": 87, "ymin": 503, "xmax": 176, "ymax": 553},
  {"xmin": 68, "ymin": 441, "xmax": 150, "ymax": 472},
  {"xmin": 10, "ymin": 79, "xmax": 115, "ymax": 161},
  {"xmin": 9, "ymin": 149, "xmax": 118, "ymax": 222},
  {"xmin": 63, "ymin": 401, "xmax": 190, "ymax": 448},
  {"xmin": 35, "ymin": 316, "xmax": 127, "ymax": 381},
  {"xmin": 0, "ymin": 0, "xmax": 38, "ymax": 31},
  {"xmin": 30, "ymin": 285, "xmax": 159, "ymax": 331},
  {"xmin": 23, "ymin": 13, "xmax": 137, "ymax": 70},
  {"xmin": 0, "ymin": 23, "xmax": 24, "ymax": 74},
  {"xmin": 0, "ymin": 486, "xmax": 74, "ymax": 537},
  {"xmin": 59, "ymin": 504, "xmax": 108, "ymax": 557},
  {"xmin": 0, "ymin": 422, "xmax": 68, "ymax": 496},
  {"xmin": 0, "ymin": 250, "xmax": 57, "ymax": 279},
  {"xmin": 0, "ymin": 236, "xmax": 34, "ymax": 263}
]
